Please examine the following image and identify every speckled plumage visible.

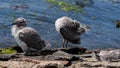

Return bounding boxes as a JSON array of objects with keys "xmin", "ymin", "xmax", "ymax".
[
  {"xmin": 55, "ymin": 16, "xmax": 88, "ymax": 48},
  {"xmin": 11, "ymin": 17, "xmax": 50, "ymax": 52}
]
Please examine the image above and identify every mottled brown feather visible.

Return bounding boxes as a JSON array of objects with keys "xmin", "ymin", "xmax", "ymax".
[
  {"xmin": 19, "ymin": 28, "xmax": 45, "ymax": 50},
  {"xmin": 60, "ymin": 22, "xmax": 80, "ymax": 44}
]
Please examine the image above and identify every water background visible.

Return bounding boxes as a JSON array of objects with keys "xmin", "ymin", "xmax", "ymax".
[{"xmin": 0, "ymin": 0, "xmax": 120, "ymax": 50}]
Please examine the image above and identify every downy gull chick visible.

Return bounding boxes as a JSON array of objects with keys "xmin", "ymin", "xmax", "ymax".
[
  {"xmin": 11, "ymin": 17, "xmax": 50, "ymax": 52},
  {"xmin": 55, "ymin": 16, "xmax": 88, "ymax": 48}
]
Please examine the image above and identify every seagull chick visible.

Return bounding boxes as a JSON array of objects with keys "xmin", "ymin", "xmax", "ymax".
[
  {"xmin": 55, "ymin": 16, "xmax": 88, "ymax": 48},
  {"xmin": 11, "ymin": 17, "xmax": 50, "ymax": 52}
]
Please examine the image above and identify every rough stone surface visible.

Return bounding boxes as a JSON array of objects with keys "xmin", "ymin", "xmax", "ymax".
[
  {"xmin": 52, "ymin": 50, "xmax": 71, "ymax": 56},
  {"xmin": 99, "ymin": 49, "xmax": 120, "ymax": 62},
  {"xmin": 0, "ymin": 58, "xmax": 120, "ymax": 68},
  {"xmin": 0, "ymin": 60, "xmax": 65, "ymax": 68},
  {"xmin": 0, "ymin": 47, "xmax": 119, "ymax": 68},
  {"xmin": 0, "ymin": 54, "xmax": 12, "ymax": 61},
  {"xmin": 12, "ymin": 46, "xmax": 23, "ymax": 53},
  {"xmin": 59, "ymin": 47, "xmax": 86, "ymax": 54}
]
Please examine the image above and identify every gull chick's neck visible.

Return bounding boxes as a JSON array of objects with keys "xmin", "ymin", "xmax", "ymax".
[{"xmin": 11, "ymin": 25, "xmax": 26, "ymax": 36}]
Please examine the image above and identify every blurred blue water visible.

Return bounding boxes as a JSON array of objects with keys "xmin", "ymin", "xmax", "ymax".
[{"xmin": 0, "ymin": 0, "xmax": 120, "ymax": 49}]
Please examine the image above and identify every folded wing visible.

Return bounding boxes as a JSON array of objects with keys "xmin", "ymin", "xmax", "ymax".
[{"xmin": 18, "ymin": 27, "xmax": 45, "ymax": 50}]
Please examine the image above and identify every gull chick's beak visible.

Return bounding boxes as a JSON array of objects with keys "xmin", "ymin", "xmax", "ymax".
[{"xmin": 11, "ymin": 23, "xmax": 16, "ymax": 25}]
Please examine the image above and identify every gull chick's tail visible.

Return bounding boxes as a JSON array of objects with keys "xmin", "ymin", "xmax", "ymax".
[
  {"xmin": 78, "ymin": 25, "xmax": 90, "ymax": 34},
  {"xmin": 42, "ymin": 40, "xmax": 51, "ymax": 49}
]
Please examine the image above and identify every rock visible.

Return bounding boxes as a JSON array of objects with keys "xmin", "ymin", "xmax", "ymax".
[
  {"xmin": 99, "ymin": 49, "xmax": 120, "ymax": 62},
  {"xmin": 39, "ymin": 49, "xmax": 57, "ymax": 56},
  {"xmin": 24, "ymin": 49, "xmax": 57, "ymax": 56},
  {"xmin": 0, "ymin": 46, "xmax": 24, "ymax": 61},
  {"xmin": 59, "ymin": 47, "xmax": 87, "ymax": 54},
  {"xmin": 2, "ymin": 58, "xmax": 68, "ymax": 68},
  {"xmin": 4, "ymin": 47, "xmax": 86, "ymax": 56},
  {"xmin": 0, "ymin": 60, "xmax": 37, "ymax": 68},
  {"xmin": 106, "ymin": 66, "xmax": 120, "ymax": 68},
  {"xmin": 70, "ymin": 62, "xmax": 120, "ymax": 68},
  {"xmin": 86, "ymin": 49, "xmax": 100, "ymax": 54},
  {"xmin": 51, "ymin": 50, "xmax": 81, "ymax": 61},
  {"xmin": 45, "ymin": 51, "xmax": 71, "ymax": 61},
  {"xmin": 11, "ymin": 46, "xmax": 23, "ymax": 53},
  {"xmin": 69, "ymin": 56, "xmax": 82, "ymax": 61},
  {"xmin": 45, "ymin": 55, "xmax": 70, "ymax": 61},
  {"xmin": 52, "ymin": 50, "xmax": 71, "ymax": 56},
  {"xmin": 0, "ymin": 48, "xmax": 120, "ymax": 68},
  {"xmin": 0, "ymin": 54, "xmax": 12, "ymax": 61},
  {"xmin": 91, "ymin": 52, "xmax": 100, "ymax": 61},
  {"xmin": 70, "ymin": 62, "xmax": 104, "ymax": 68}
]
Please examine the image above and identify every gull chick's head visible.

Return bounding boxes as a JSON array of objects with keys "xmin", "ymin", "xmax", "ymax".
[{"xmin": 12, "ymin": 17, "xmax": 27, "ymax": 27}]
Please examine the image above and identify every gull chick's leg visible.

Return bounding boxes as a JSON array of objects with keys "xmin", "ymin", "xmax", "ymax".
[
  {"xmin": 19, "ymin": 48, "xmax": 29, "ymax": 55},
  {"xmin": 25, "ymin": 47, "xmax": 35, "ymax": 56},
  {"xmin": 65, "ymin": 41, "xmax": 68, "ymax": 48},
  {"xmin": 62, "ymin": 39, "xmax": 65, "ymax": 48},
  {"xmin": 20, "ymin": 44, "xmax": 28, "ymax": 55}
]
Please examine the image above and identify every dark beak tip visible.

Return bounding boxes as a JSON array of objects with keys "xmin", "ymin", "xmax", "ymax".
[{"xmin": 11, "ymin": 23, "xmax": 15, "ymax": 25}]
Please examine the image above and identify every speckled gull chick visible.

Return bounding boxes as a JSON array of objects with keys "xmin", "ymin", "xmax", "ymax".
[
  {"xmin": 55, "ymin": 16, "xmax": 88, "ymax": 48},
  {"xmin": 11, "ymin": 17, "xmax": 50, "ymax": 52}
]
